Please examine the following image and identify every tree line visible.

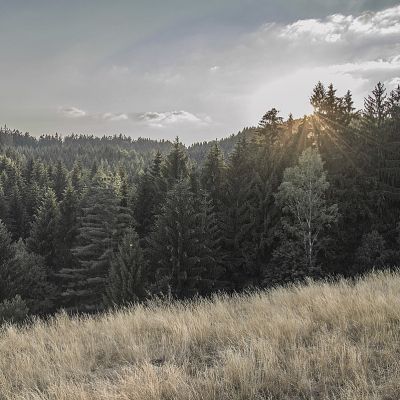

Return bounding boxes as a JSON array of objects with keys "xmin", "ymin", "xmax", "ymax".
[{"xmin": 0, "ymin": 81, "xmax": 399, "ymax": 320}]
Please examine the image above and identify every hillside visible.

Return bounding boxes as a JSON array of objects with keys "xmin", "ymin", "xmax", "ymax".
[{"xmin": 1, "ymin": 271, "xmax": 400, "ymax": 399}]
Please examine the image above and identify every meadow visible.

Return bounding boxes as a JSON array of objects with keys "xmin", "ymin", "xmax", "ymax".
[{"xmin": 1, "ymin": 271, "xmax": 400, "ymax": 400}]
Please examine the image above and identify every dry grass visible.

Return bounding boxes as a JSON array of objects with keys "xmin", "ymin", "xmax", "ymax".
[{"xmin": 1, "ymin": 272, "xmax": 400, "ymax": 399}]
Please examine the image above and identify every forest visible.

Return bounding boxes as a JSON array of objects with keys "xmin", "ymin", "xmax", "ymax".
[{"xmin": 0, "ymin": 81, "xmax": 399, "ymax": 319}]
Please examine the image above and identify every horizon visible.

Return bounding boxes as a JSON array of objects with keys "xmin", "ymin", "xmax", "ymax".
[{"xmin": 0, "ymin": 1, "xmax": 399, "ymax": 144}]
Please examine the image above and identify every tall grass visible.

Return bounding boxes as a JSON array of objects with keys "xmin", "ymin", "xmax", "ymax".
[{"xmin": 1, "ymin": 271, "xmax": 400, "ymax": 399}]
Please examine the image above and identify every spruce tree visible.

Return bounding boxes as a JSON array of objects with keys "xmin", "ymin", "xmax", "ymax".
[
  {"xmin": 310, "ymin": 81, "xmax": 326, "ymax": 115},
  {"xmin": 221, "ymin": 137, "xmax": 255, "ymax": 289},
  {"xmin": 148, "ymin": 180, "xmax": 212, "ymax": 298},
  {"xmin": 162, "ymin": 137, "xmax": 189, "ymax": 186},
  {"xmin": 0, "ymin": 219, "xmax": 13, "ymax": 266},
  {"xmin": 364, "ymin": 82, "xmax": 388, "ymax": 131},
  {"xmin": 257, "ymin": 108, "xmax": 284, "ymax": 145},
  {"xmin": 105, "ymin": 228, "xmax": 146, "ymax": 305},
  {"xmin": 52, "ymin": 160, "xmax": 68, "ymax": 201},
  {"xmin": 58, "ymin": 182, "xmax": 79, "ymax": 269},
  {"xmin": 134, "ymin": 152, "xmax": 165, "ymax": 237},
  {"xmin": 201, "ymin": 143, "xmax": 226, "ymax": 211},
  {"xmin": 27, "ymin": 188, "xmax": 61, "ymax": 269},
  {"xmin": 65, "ymin": 172, "xmax": 119, "ymax": 311},
  {"xmin": 0, "ymin": 240, "xmax": 54, "ymax": 314}
]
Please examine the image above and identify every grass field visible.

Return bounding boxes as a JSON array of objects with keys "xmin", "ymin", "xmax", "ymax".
[{"xmin": 1, "ymin": 271, "xmax": 400, "ymax": 399}]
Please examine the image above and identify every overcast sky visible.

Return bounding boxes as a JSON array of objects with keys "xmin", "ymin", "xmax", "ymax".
[{"xmin": 1, "ymin": 0, "xmax": 400, "ymax": 144}]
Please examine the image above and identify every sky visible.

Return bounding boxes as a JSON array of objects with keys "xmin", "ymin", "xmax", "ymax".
[{"xmin": 0, "ymin": 0, "xmax": 400, "ymax": 144}]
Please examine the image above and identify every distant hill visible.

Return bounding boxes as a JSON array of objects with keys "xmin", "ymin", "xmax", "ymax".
[{"xmin": 0, "ymin": 126, "xmax": 258, "ymax": 167}]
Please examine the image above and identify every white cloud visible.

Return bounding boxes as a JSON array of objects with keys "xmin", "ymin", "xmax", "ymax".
[
  {"xmin": 136, "ymin": 110, "xmax": 210, "ymax": 128},
  {"xmin": 101, "ymin": 112, "xmax": 129, "ymax": 121},
  {"xmin": 280, "ymin": 5, "xmax": 400, "ymax": 42},
  {"xmin": 59, "ymin": 106, "xmax": 87, "ymax": 118},
  {"xmin": 33, "ymin": 5, "xmax": 400, "ymax": 142}
]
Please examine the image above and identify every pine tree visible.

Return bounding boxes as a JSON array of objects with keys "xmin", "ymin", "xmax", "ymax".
[
  {"xmin": 343, "ymin": 90, "xmax": 355, "ymax": 125},
  {"xmin": 310, "ymin": 81, "xmax": 326, "ymax": 115},
  {"xmin": 162, "ymin": 137, "xmax": 189, "ymax": 186},
  {"xmin": 7, "ymin": 183, "xmax": 28, "ymax": 239},
  {"xmin": 52, "ymin": 160, "xmax": 68, "ymax": 201},
  {"xmin": 134, "ymin": 152, "xmax": 165, "ymax": 237},
  {"xmin": 221, "ymin": 137, "xmax": 255, "ymax": 289},
  {"xmin": 71, "ymin": 161, "xmax": 85, "ymax": 195},
  {"xmin": 58, "ymin": 182, "xmax": 79, "ymax": 269},
  {"xmin": 105, "ymin": 228, "xmax": 146, "ymax": 305},
  {"xmin": 201, "ymin": 143, "xmax": 226, "ymax": 210},
  {"xmin": 364, "ymin": 82, "xmax": 388, "ymax": 131},
  {"xmin": 257, "ymin": 108, "xmax": 284, "ymax": 145},
  {"xmin": 0, "ymin": 240, "xmax": 54, "ymax": 314},
  {"xmin": 324, "ymin": 83, "xmax": 341, "ymax": 122},
  {"xmin": 113, "ymin": 168, "xmax": 134, "ymax": 246},
  {"xmin": 27, "ymin": 188, "xmax": 61, "ymax": 269},
  {"xmin": 147, "ymin": 180, "xmax": 212, "ymax": 298},
  {"xmin": 354, "ymin": 230, "xmax": 388, "ymax": 273},
  {"xmin": 197, "ymin": 190, "xmax": 225, "ymax": 292},
  {"xmin": 0, "ymin": 220, "xmax": 13, "ymax": 266},
  {"xmin": 64, "ymin": 172, "xmax": 119, "ymax": 311}
]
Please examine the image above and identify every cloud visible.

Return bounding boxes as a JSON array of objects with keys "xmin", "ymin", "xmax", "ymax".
[
  {"xmin": 14, "ymin": 4, "xmax": 400, "ymax": 143},
  {"xmin": 280, "ymin": 5, "xmax": 400, "ymax": 42},
  {"xmin": 101, "ymin": 112, "xmax": 129, "ymax": 121},
  {"xmin": 135, "ymin": 110, "xmax": 210, "ymax": 128},
  {"xmin": 59, "ymin": 106, "xmax": 87, "ymax": 118}
]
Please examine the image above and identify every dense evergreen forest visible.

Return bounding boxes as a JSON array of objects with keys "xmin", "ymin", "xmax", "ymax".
[{"xmin": 0, "ymin": 81, "xmax": 399, "ymax": 319}]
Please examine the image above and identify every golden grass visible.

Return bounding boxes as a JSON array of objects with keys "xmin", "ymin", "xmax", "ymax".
[{"xmin": 1, "ymin": 271, "xmax": 400, "ymax": 399}]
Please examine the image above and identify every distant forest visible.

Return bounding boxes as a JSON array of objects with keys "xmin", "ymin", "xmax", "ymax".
[{"xmin": 0, "ymin": 81, "xmax": 399, "ymax": 318}]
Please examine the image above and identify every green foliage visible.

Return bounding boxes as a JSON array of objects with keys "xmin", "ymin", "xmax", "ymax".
[
  {"xmin": 134, "ymin": 151, "xmax": 165, "ymax": 237},
  {"xmin": 148, "ymin": 180, "xmax": 216, "ymax": 297},
  {"xmin": 354, "ymin": 231, "xmax": 388, "ymax": 273},
  {"xmin": 27, "ymin": 188, "xmax": 61, "ymax": 269},
  {"xmin": 274, "ymin": 148, "xmax": 338, "ymax": 277},
  {"xmin": 105, "ymin": 228, "xmax": 146, "ymax": 306},
  {"xmin": 0, "ymin": 219, "xmax": 13, "ymax": 265},
  {"xmin": 67, "ymin": 172, "xmax": 119, "ymax": 311},
  {"xmin": 162, "ymin": 137, "xmax": 190, "ymax": 186},
  {"xmin": 0, "ymin": 240, "xmax": 54, "ymax": 314},
  {"xmin": 0, "ymin": 295, "xmax": 28, "ymax": 325},
  {"xmin": 1, "ymin": 81, "xmax": 400, "ymax": 313}
]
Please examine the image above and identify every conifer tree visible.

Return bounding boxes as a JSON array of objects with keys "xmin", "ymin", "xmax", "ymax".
[
  {"xmin": 257, "ymin": 108, "xmax": 284, "ymax": 144},
  {"xmin": 310, "ymin": 81, "xmax": 326, "ymax": 115},
  {"xmin": 134, "ymin": 151, "xmax": 165, "ymax": 237},
  {"xmin": 113, "ymin": 169, "xmax": 134, "ymax": 246},
  {"xmin": 201, "ymin": 143, "xmax": 226, "ymax": 210},
  {"xmin": 148, "ymin": 180, "xmax": 212, "ymax": 298},
  {"xmin": 0, "ymin": 240, "xmax": 54, "ymax": 314},
  {"xmin": 65, "ymin": 172, "xmax": 119, "ymax": 311},
  {"xmin": 364, "ymin": 82, "xmax": 388, "ymax": 130},
  {"xmin": 7, "ymin": 183, "xmax": 28, "ymax": 239},
  {"xmin": 343, "ymin": 90, "xmax": 355, "ymax": 124},
  {"xmin": 162, "ymin": 137, "xmax": 189, "ymax": 186},
  {"xmin": 58, "ymin": 182, "xmax": 79, "ymax": 269},
  {"xmin": 105, "ymin": 228, "xmax": 146, "ymax": 305},
  {"xmin": 221, "ymin": 137, "xmax": 255, "ymax": 288},
  {"xmin": 0, "ymin": 220, "xmax": 13, "ymax": 266},
  {"xmin": 52, "ymin": 160, "xmax": 68, "ymax": 201},
  {"xmin": 71, "ymin": 161, "xmax": 85, "ymax": 195},
  {"xmin": 27, "ymin": 188, "xmax": 61, "ymax": 269}
]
